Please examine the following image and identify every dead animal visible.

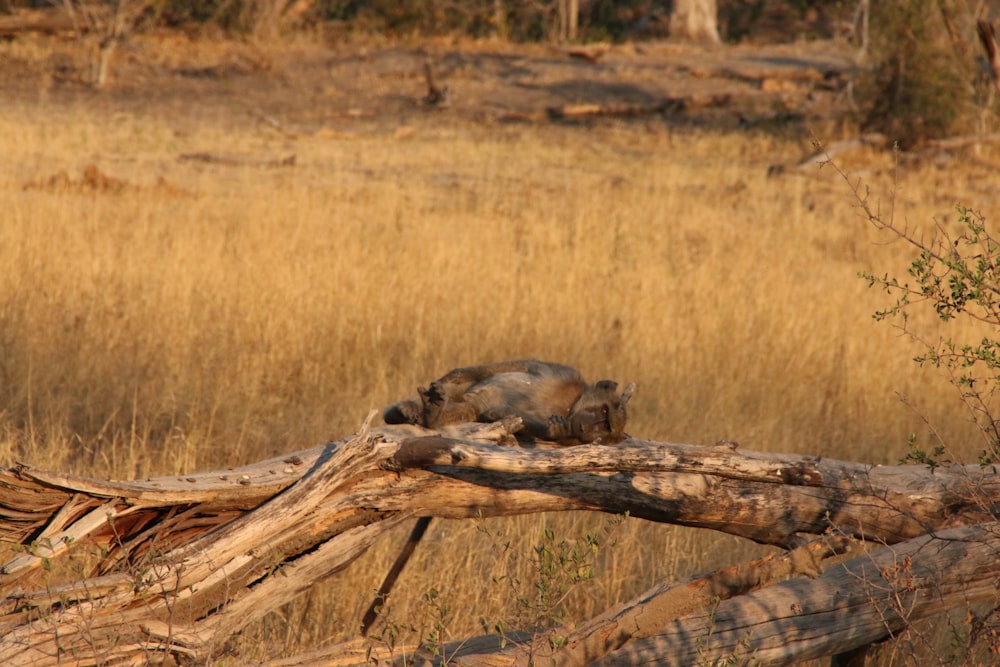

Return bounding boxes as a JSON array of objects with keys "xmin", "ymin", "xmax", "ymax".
[{"xmin": 383, "ymin": 359, "xmax": 635, "ymax": 445}]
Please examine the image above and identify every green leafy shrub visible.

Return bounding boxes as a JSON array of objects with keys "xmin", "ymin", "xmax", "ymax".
[{"xmin": 837, "ymin": 153, "xmax": 1000, "ymax": 465}]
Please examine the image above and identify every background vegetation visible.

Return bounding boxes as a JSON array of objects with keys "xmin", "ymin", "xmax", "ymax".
[{"xmin": 39, "ymin": 0, "xmax": 851, "ymax": 43}]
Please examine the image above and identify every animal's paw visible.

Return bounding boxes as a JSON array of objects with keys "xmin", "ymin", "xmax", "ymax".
[
  {"xmin": 423, "ymin": 381, "xmax": 447, "ymax": 405},
  {"xmin": 546, "ymin": 415, "xmax": 572, "ymax": 439},
  {"xmin": 383, "ymin": 400, "xmax": 423, "ymax": 425}
]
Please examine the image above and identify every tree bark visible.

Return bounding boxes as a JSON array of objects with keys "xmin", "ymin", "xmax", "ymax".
[
  {"xmin": 556, "ymin": 0, "xmax": 579, "ymax": 42},
  {"xmin": 2, "ymin": 422, "xmax": 999, "ymax": 665},
  {"xmin": 669, "ymin": 0, "xmax": 720, "ymax": 43},
  {"xmin": 591, "ymin": 522, "xmax": 1000, "ymax": 666},
  {"xmin": 276, "ymin": 523, "xmax": 1000, "ymax": 667}
]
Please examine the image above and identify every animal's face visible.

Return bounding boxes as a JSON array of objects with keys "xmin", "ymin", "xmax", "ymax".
[{"xmin": 569, "ymin": 381, "xmax": 635, "ymax": 443}]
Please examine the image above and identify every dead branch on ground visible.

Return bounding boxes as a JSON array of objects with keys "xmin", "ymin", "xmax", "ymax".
[{"xmin": 178, "ymin": 152, "xmax": 296, "ymax": 168}]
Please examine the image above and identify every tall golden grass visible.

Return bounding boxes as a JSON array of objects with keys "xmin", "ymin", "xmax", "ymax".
[{"xmin": 2, "ymin": 99, "xmax": 996, "ymax": 661}]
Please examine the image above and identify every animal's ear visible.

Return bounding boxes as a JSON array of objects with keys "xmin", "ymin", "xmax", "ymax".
[
  {"xmin": 620, "ymin": 382, "xmax": 636, "ymax": 405},
  {"xmin": 595, "ymin": 380, "xmax": 618, "ymax": 392}
]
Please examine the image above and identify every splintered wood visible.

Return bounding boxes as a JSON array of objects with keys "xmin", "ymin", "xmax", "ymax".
[{"xmin": 2, "ymin": 422, "xmax": 999, "ymax": 666}]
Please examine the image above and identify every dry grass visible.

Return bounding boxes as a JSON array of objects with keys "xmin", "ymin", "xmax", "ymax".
[{"xmin": 2, "ymin": 91, "xmax": 998, "ymax": 661}]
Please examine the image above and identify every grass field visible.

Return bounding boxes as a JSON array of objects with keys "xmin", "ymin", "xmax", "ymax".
[{"xmin": 2, "ymin": 80, "xmax": 999, "ymax": 661}]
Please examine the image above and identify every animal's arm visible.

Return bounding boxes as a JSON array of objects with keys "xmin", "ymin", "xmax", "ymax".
[{"xmin": 544, "ymin": 414, "xmax": 576, "ymax": 442}]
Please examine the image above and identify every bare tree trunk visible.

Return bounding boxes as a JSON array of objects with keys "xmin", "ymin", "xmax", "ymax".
[
  {"xmin": 555, "ymin": 0, "xmax": 579, "ymax": 43},
  {"xmin": 669, "ymin": 0, "xmax": 719, "ymax": 43},
  {"xmin": 59, "ymin": 0, "xmax": 150, "ymax": 89},
  {"xmin": 493, "ymin": 0, "xmax": 508, "ymax": 39},
  {"xmin": 854, "ymin": 0, "xmax": 870, "ymax": 61},
  {"xmin": 95, "ymin": 35, "xmax": 117, "ymax": 88}
]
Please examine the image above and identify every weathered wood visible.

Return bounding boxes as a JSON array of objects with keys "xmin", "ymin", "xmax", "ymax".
[
  {"xmin": 178, "ymin": 152, "xmax": 297, "ymax": 168},
  {"xmin": 566, "ymin": 46, "xmax": 607, "ymax": 63},
  {"xmin": 306, "ymin": 523, "xmax": 1000, "ymax": 666},
  {"xmin": 547, "ymin": 101, "xmax": 677, "ymax": 119},
  {"xmin": 497, "ymin": 533, "xmax": 855, "ymax": 666},
  {"xmin": 2, "ymin": 422, "xmax": 1000, "ymax": 665},
  {"xmin": 592, "ymin": 521, "xmax": 1000, "ymax": 666},
  {"xmin": 4, "ymin": 432, "xmax": 997, "ymax": 558},
  {"xmin": 669, "ymin": 0, "xmax": 720, "ymax": 43},
  {"xmin": 0, "ymin": 428, "xmax": 408, "ymax": 664},
  {"xmin": 390, "ymin": 436, "xmax": 999, "ymax": 544},
  {"xmin": 768, "ymin": 133, "xmax": 888, "ymax": 175},
  {"xmin": 770, "ymin": 132, "xmax": 1000, "ymax": 176}
]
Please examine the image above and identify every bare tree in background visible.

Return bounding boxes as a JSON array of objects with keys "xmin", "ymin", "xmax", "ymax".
[
  {"xmin": 62, "ymin": 0, "xmax": 150, "ymax": 88},
  {"xmin": 556, "ymin": 0, "xmax": 578, "ymax": 42},
  {"xmin": 854, "ymin": 0, "xmax": 870, "ymax": 59},
  {"xmin": 670, "ymin": 0, "xmax": 719, "ymax": 43}
]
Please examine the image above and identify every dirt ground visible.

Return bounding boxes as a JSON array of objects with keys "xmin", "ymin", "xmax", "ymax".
[{"xmin": 1, "ymin": 29, "xmax": 858, "ymax": 136}]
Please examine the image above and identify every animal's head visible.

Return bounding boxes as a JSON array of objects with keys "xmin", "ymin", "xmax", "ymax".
[{"xmin": 569, "ymin": 380, "xmax": 635, "ymax": 443}]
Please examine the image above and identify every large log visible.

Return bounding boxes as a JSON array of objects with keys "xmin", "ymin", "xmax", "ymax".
[
  {"xmin": 388, "ymin": 435, "xmax": 997, "ymax": 545},
  {"xmin": 589, "ymin": 521, "xmax": 1000, "ymax": 666},
  {"xmin": 306, "ymin": 521, "xmax": 1000, "ymax": 666},
  {"xmin": 1, "ymin": 420, "xmax": 998, "ymax": 665}
]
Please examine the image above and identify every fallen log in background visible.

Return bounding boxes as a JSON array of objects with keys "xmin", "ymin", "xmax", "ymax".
[
  {"xmin": 2, "ymin": 419, "xmax": 999, "ymax": 665},
  {"xmin": 544, "ymin": 93, "xmax": 731, "ymax": 121}
]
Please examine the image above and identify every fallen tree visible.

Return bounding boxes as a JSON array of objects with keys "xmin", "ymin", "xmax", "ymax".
[{"xmin": 1, "ymin": 416, "xmax": 999, "ymax": 665}]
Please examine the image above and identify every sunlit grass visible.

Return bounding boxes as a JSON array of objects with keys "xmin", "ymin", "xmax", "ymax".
[{"xmin": 2, "ymin": 96, "xmax": 997, "ymax": 660}]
